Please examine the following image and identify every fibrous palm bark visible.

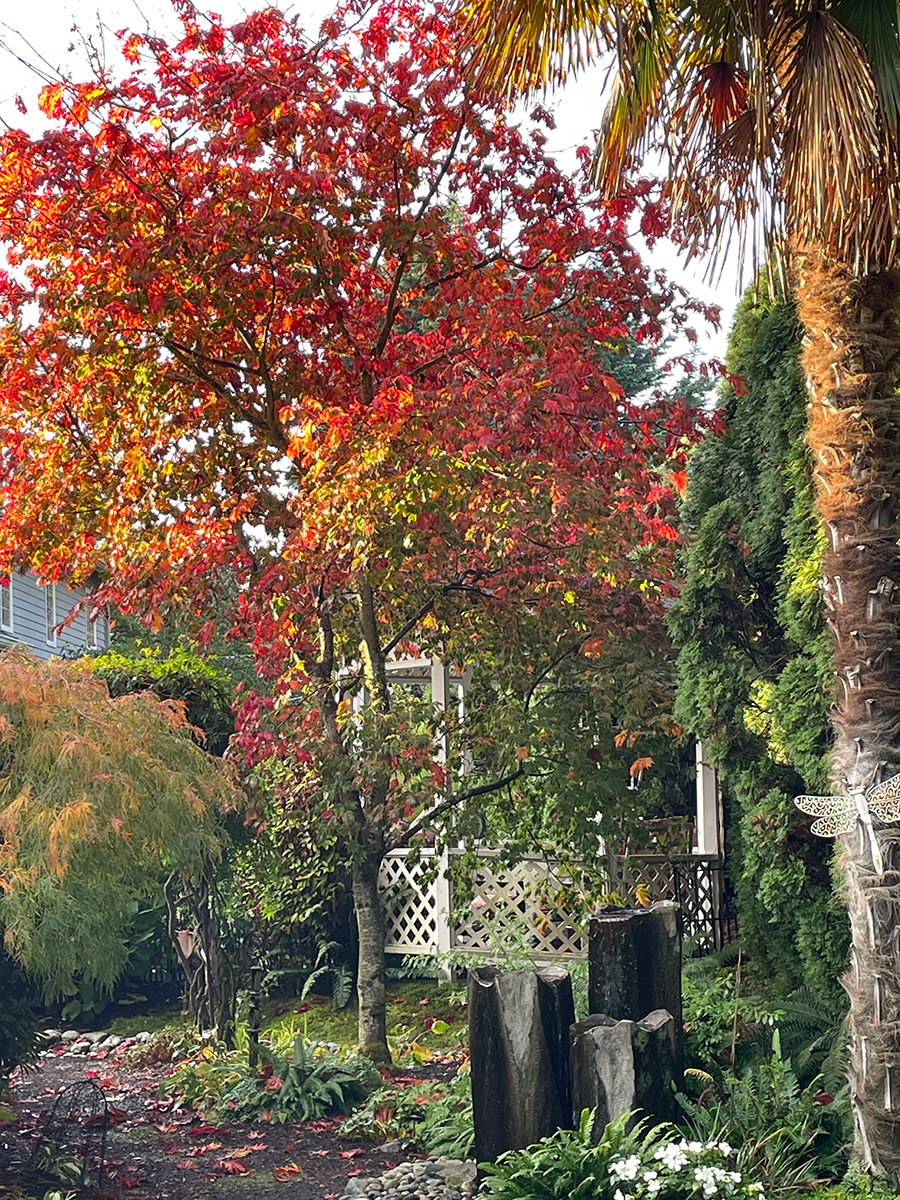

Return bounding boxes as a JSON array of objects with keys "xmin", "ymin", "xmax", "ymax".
[{"xmin": 796, "ymin": 250, "xmax": 900, "ymax": 1169}]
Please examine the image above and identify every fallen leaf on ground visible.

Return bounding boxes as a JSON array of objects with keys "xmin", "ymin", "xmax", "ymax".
[
  {"xmin": 310, "ymin": 1149, "xmax": 329, "ymax": 1157},
  {"xmin": 272, "ymin": 1163, "xmax": 303, "ymax": 1181},
  {"xmin": 176, "ymin": 1159, "xmax": 200, "ymax": 1170},
  {"xmin": 339, "ymin": 1148, "xmax": 363, "ymax": 1158},
  {"xmin": 214, "ymin": 1158, "xmax": 253, "ymax": 1176}
]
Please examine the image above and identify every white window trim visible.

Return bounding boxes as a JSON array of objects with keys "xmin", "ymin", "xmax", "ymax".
[
  {"xmin": 0, "ymin": 579, "xmax": 12, "ymax": 634},
  {"xmin": 45, "ymin": 583, "xmax": 58, "ymax": 646}
]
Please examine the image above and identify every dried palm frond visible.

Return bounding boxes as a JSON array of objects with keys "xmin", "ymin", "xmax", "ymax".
[{"xmin": 460, "ymin": 0, "xmax": 900, "ymax": 277}]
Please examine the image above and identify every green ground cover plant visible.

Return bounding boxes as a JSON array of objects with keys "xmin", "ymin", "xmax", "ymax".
[
  {"xmin": 678, "ymin": 1034, "xmax": 850, "ymax": 1190},
  {"xmin": 106, "ymin": 980, "xmax": 464, "ymax": 1055},
  {"xmin": 163, "ymin": 1035, "xmax": 379, "ymax": 1124},
  {"xmin": 342, "ymin": 1068, "xmax": 474, "ymax": 1157},
  {"xmin": 481, "ymin": 1110, "xmax": 767, "ymax": 1200}
]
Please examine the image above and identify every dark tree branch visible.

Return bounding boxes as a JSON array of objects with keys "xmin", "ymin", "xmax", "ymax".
[{"xmin": 394, "ymin": 766, "xmax": 526, "ymax": 848}]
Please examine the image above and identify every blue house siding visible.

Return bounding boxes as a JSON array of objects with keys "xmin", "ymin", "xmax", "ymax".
[{"xmin": 0, "ymin": 570, "xmax": 110, "ymax": 660}]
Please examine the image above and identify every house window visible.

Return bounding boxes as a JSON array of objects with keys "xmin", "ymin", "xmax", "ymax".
[
  {"xmin": 86, "ymin": 615, "xmax": 99, "ymax": 649},
  {"xmin": 0, "ymin": 578, "xmax": 12, "ymax": 633},
  {"xmin": 45, "ymin": 583, "xmax": 58, "ymax": 645}
]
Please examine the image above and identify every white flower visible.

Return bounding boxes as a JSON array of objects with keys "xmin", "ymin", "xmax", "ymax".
[
  {"xmin": 717, "ymin": 1142, "xmax": 734, "ymax": 1157},
  {"xmin": 612, "ymin": 1155, "xmax": 641, "ymax": 1182},
  {"xmin": 688, "ymin": 1141, "xmax": 703, "ymax": 1154},
  {"xmin": 614, "ymin": 1189, "xmax": 626, "ymax": 1200},
  {"xmin": 655, "ymin": 1142, "xmax": 689, "ymax": 1171}
]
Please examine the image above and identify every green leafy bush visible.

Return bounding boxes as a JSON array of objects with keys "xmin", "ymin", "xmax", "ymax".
[
  {"xmin": 164, "ymin": 1036, "xmax": 377, "ymax": 1124},
  {"xmin": 342, "ymin": 1068, "xmax": 473, "ymax": 1157},
  {"xmin": 682, "ymin": 964, "xmax": 776, "ymax": 1071},
  {"xmin": 481, "ymin": 1110, "xmax": 766, "ymax": 1200},
  {"xmin": 809, "ymin": 1175, "xmax": 900, "ymax": 1200},
  {"xmin": 678, "ymin": 1035, "xmax": 850, "ymax": 1189}
]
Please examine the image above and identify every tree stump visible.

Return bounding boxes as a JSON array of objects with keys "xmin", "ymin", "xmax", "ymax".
[
  {"xmin": 570, "ymin": 1008, "xmax": 678, "ymax": 1136},
  {"xmin": 468, "ymin": 965, "xmax": 575, "ymax": 1162},
  {"xmin": 588, "ymin": 901, "xmax": 682, "ymax": 1075}
]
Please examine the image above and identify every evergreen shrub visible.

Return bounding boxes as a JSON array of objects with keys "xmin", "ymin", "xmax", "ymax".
[{"xmin": 671, "ymin": 294, "xmax": 846, "ymax": 1002}]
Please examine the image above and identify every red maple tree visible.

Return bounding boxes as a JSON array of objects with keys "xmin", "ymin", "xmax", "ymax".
[{"xmin": 0, "ymin": 0, "xmax": 713, "ymax": 1055}]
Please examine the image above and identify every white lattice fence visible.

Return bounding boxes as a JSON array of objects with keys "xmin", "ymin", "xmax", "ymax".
[
  {"xmin": 380, "ymin": 848, "xmax": 727, "ymax": 961},
  {"xmin": 379, "ymin": 848, "xmax": 589, "ymax": 961},
  {"xmin": 380, "ymin": 850, "xmax": 442, "ymax": 955},
  {"xmin": 451, "ymin": 853, "xmax": 586, "ymax": 957}
]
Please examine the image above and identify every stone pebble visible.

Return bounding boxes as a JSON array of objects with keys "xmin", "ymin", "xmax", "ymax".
[
  {"xmin": 41, "ymin": 1029, "xmax": 152, "ymax": 1055},
  {"xmin": 340, "ymin": 1156, "xmax": 477, "ymax": 1200}
]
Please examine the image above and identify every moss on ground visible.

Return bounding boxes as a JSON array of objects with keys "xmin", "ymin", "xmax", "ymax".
[
  {"xmin": 106, "ymin": 980, "xmax": 467, "ymax": 1058},
  {"xmin": 107, "ymin": 1007, "xmax": 192, "ymax": 1039}
]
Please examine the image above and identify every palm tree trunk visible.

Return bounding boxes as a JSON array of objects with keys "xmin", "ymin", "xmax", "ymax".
[{"xmin": 795, "ymin": 246, "xmax": 900, "ymax": 1176}]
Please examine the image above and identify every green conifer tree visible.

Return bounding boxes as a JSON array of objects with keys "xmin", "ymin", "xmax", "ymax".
[{"xmin": 672, "ymin": 295, "xmax": 847, "ymax": 1001}]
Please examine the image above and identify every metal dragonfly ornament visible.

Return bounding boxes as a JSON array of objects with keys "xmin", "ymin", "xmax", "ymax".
[{"xmin": 794, "ymin": 774, "xmax": 900, "ymax": 876}]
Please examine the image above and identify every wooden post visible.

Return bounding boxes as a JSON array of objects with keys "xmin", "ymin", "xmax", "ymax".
[
  {"xmin": 247, "ymin": 962, "xmax": 262, "ymax": 1069},
  {"xmin": 434, "ymin": 845, "xmax": 453, "ymax": 981},
  {"xmin": 695, "ymin": 740, "xmax": 722, "ymax": 856}
]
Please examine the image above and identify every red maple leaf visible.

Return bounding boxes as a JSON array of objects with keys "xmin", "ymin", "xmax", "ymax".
[{"xmin": 215, "ymin": 1158, "xmax": 253, "ymax": 1176}]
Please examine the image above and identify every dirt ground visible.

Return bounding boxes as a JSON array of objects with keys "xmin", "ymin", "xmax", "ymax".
[{"xmin": 1, "ymin": 1049, "xmax": 434, "ymax": 1200}]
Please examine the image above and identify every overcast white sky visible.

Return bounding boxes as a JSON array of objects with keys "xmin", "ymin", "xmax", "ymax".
[{"xmin": 0, "ymin": 0, "xmax": 740, "ymax": 357}]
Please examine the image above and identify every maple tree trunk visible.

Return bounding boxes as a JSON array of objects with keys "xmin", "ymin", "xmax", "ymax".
[
  {"xmin": 796, "ymin": 246, "xmax": 900, "ymax": 1177},
  {"xmin": 352, "ymin": 837, "xmax": 390, "ymax": 1063},
  {"xmin": 350, "ymin": 576, "xmax": 392, "ymax": 1063}
]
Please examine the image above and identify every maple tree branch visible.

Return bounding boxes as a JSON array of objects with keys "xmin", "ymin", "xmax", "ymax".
[
  {"xmin": 221, "ymin": 319, "xmax": 288, "ymax": 453},
  {"xmin": 380, "ymin": 577, "xmax": 490, "ymax": 659},
  {"xmin": 523, "ymin": 290, "xmax": 579, "ymax": 322},
  {"xmin": 394, "ymin": 767, "xmax": 526, "ymax": 848},
  {"xmin": 371, "ymin": 248, "xmax": 411, "ymax": 366},
  {"xmin": 369, "ymin": 107, "xmax": 470, "ymax": 372},
  {"xmin": 165, "ymin": 337, "xmax": 257, "ymax": 376},
  {"xmin": 414, "ymin": 104, "xmax": 469, "ymax": 224},
  {"xmin": 524, "ymin": 639, "xmax": 589, "ymax": 712},
  {"xmin": 422, "ymin": 253, "xmax": 502, "ymax": 293},
  {"xmin": 163, "ymin": 339, "xmax": 240, "ymax": 408},
  {"xmin": 59, "ymin": 400, "xmax": 93, "ymax": 454}
]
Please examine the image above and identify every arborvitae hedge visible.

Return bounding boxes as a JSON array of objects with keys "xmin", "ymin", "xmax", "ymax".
[{"xmin": 671, "ymin": 294, "xmax": 848, "ymax": 1002}]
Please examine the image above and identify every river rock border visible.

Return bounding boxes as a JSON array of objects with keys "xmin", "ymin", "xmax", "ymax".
[{"xmin": 340, "ymin": 1156, "xmax": 477, "ymax": 1200}]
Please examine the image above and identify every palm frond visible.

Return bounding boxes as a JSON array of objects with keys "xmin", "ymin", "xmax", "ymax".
[
  {"xmin": 461, "ymin": 0, "xmax": 612, "ymax": 93},
  {"xmin": 779, "ymin": 8, "xmax": 896, "ymax": 269},
  {"xmin": 832, "ymin": 0, "xmax": 900, "ymax": 132}
]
